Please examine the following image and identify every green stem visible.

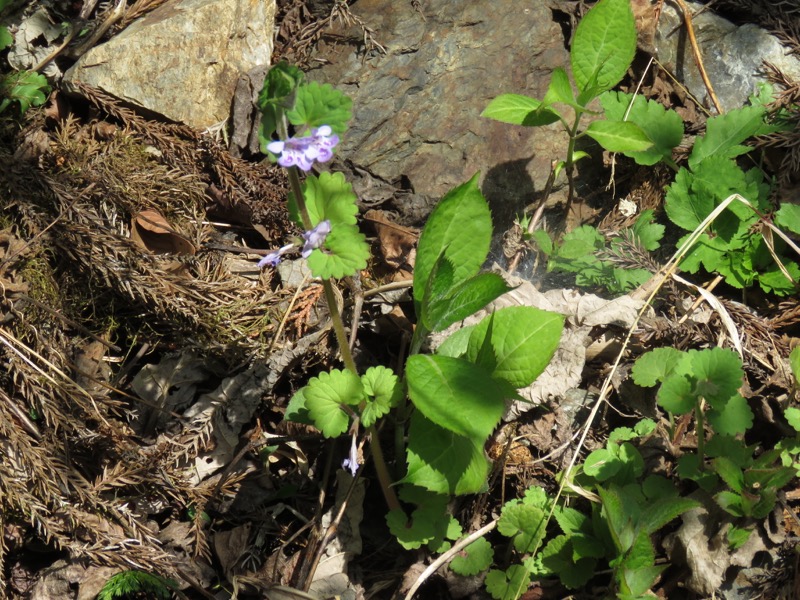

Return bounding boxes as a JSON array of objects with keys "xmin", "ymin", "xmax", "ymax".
[
  {"xmin": 277, "ymin": 115, "xmax": 399, "ymax": 510},
  {"xmin": 563, "ymin": 113, "xmax": 583, "ymax": 217}
]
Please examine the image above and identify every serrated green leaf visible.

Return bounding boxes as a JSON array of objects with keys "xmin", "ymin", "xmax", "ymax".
[
  {"xmin": 414, "ymin": 174, "xmax": 492, "ymax": 316},
  {"xmin": 289, "ymin": 172, "xmax": 359, "ymax": 228},
  {"xmin": 727, "ymin": 525, "xmax": 752, "ymax": 550},
  {"xmin": 664, "ymin": 168, "xmax": 714, "ymax": 232},
  {"xmin": 404, "ymin": 412, "xmax": 490, "ymax": 495},
  {"xmin": 286, "ymin": 81, "xmax": 352, "ymax": 134},
  {"xmin": 631, "ymin": 348, "xmax": 684, "ymax": 387},
  {"xmin": 689, "ymin": 104, "xmax": 771, "ymax": 169},
  {"xmin": 303, "ymin": 370, "xmax": 364, "ymax": 438},
  {"xmin": 775, "ymin": 203, "xmax": 800, "ymax": 236},
  {"xmin": 571, "ymin": 0, "xmax": 637, "ymax": 94},
  {"xmin": 758, "ymin": 262, "xmax": 799, "ymax": 296},
  {"xmin": 634, "ymin": 418, "xmax": 657, "ymax": 437},
  {"xmin": 522, "ymin": 486, "xmax": 550, "ymax": 509},
  {"xmin": 584, "ymin": 448, "xmax": 621, "ymax": 481},
  {"xmin": 498, "ymin": 503, "xmax": 547, "ymax": 554},
  {"xmin": 599, "ymin": 91, "xmax": 683, "ymax": 165},
  {"xmin": 481, "ymin": 94, "xmax": 560, "ymax": 126},
  {"xmin": 0, "ymin": 70, "xmax": 49, "ymax": 114},
  {"xmin": 585, "ymin": 120, "xmax": 654, "ymax": 153},
  {"xmin": 466, "ymin": 306, "xmax": 564, "ymax": 388},
  {"xmin": 542, "ymin": 67, "xmax": 579, "ymax": 110},
  {"xmin": 425, "ymin": 272, "xmax": 510, "ymax": 332},
  {"xmin": 629, "ymin": 209, "xmax": 664, "ymax": 251},
  {"xmin": 485, "ymin": 566, "xmax": 530, "ymax": 600},
  {"xmin": 707, "ymin": 393, "xmax": 753, "ymax": 436},
  {"xmin": 436, "ymin": 325, "xmax": 475, "ymax": 358},
  {"xmin": 406, "ymin": 354, "xmax": 506, "ymax": 440},
  {"xmin": 538, "ymin": 535, "xmax": 597, "ymax": 589},
  {"xmin": 306, "ymin": 223, "xmax": 370, "ymax": 279},
  {"xmin": 387, "ymin": 507, "xmax": 436, "ymax": 549},
  {"xmin": 360, "ymin": 366, "xmax": 402, "ymax": 427},
  {"xmin": 554, "ymin": 506, "xmax": 590, "ymax": 536},
  {"xmin": 714, "ymin": 490, "xmax": 745, "ymax": 517},
  {"xmin": 449, "ymin": 537, "xmax": 494, "ymax": 576},
  {"xmin": 640, "ymin": 497, "xmax": 701, "ymax": 534}
]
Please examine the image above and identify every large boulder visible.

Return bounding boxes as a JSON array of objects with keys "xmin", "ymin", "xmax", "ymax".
[{"xmin": 64, "ymin": 0, "xmax": 276, "ymax": 130}]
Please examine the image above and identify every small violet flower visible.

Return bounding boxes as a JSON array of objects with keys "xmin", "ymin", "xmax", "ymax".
[
  {"xmin": 342, "ymin": 433, "xmax": 359, "ymax": 476},
  {"xmin": 301, "ymin": 220, "xmax": 331, "ymax": 259},
  {"xmin": 267, "ymin": 126, "xmax": 339, "ymax": 172},
  {"xmin": 258, "ymin": 243, "xmax": 294, "ymax": 269}
]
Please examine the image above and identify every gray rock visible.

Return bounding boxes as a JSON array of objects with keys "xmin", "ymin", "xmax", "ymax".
[
  {"xmin": 306, "ymin": 0, "xmax": 576, "ymax": 227},
  {"xmin": 64, "ymin": 0, "xmax": 276, "ymax": 130},
  {"xmin": 655, "ymin": 1, "xmax": 800, "ymax": 112}
]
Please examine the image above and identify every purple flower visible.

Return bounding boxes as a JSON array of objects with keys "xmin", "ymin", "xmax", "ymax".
[
  {"xmin": 267, "ymin": 126, "xmax": 340, "ymax": 172},
  {"xmin": 342, "ymin": 433, "xmax": 359, "ymax": 476},
  {"xmin": 301, "ymin": 220, "xmax": 331, "ymax": 258},
  {"xmin": 258, "ymin": 243, "xmax": 294, "ymax": 268}
]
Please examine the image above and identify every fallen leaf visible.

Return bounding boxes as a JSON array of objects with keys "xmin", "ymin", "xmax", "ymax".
[
  {"xmin": 365, "ymin": 209, "xmax": 418, "ymax": 269},
  {"xmin": 131, "ymin": 209, "xmax": 196, "ymax": 255}
]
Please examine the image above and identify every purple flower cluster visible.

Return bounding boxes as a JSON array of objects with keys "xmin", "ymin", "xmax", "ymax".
[
  {"xmin": 257, "ymin": 220, "xmax": 332, "ymax": 269},
  {"xmin": 267, "ymin": 126, "xmax": 339, "ymax": 172}
]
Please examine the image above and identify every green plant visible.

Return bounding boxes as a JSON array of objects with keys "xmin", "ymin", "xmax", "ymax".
[
  {"xmin": 537, "ymin": 209, "xmax": 664, "ymax": 294},
  {"xmin": 97, "ymin": 570, "xmax": 177, "ymax": 600},
  {"xmin": 458, "ymin": 423, "xmax": 698, "ymax": 600},
  {"xmin": 0, "ymin": 24, "xmax": 50, "ymax": 115}
]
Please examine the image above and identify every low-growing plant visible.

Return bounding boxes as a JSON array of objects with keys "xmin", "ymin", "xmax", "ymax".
[
  {"xmin": 0, "ymin": 23, "xmax": 50, "ymax": 115},
  {"xmin": 97, "ymin": 570, "xmax": 177, "ymax": 600}
]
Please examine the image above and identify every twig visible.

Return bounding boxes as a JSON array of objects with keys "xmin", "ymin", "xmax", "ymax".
[{"xmin": 673, "ymin": 0, "xmax": 724, "ymax": 114}]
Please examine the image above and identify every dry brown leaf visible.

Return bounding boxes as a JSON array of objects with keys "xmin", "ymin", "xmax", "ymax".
[
  {"xmin": 365, "ymin": 209, "xmax": 418, "ymax": 269},
  {"xmin": 131, "ymin": 209, "xmax": 196, "ymax": 255}
]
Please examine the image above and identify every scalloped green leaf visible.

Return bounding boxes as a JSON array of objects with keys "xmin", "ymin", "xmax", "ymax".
[
  {"xmin": 466, "ymin": 306, "xmax": 564, "ymax": 388},
  {"xmin": 414, "ymin": 174, "xmax": 492, "ymax": 314},
  {"xmin": 303, "ymin": 369, "xmax": 364, "ymax": 438},
  {"xmin": 538, "ymin": 535, "xmax": 598, "ymax": 589},
  {"xmin": 631, "ymin": 347, "xmax": 685, "ymax": 387},
  {"xmin": 657, "ymin": 374, "xmax": 695, "ymax": 415},
  {"xmin": 306, "ymin": 223, "xmax": 370, "ymax": 279},
  {"xmin": 404, "ymin": 412, "xmax": 490, "ymax": 495},
  {"xmin": 570, "ymin": 0, "xmax": 636, "ymax": 94},
  {"xmin": 0, "ymin": 70, "xmax": 49, "ymax": 114},
  {"xmin": 406, "ymin": 354, "xmax": 506, "ymax": 440},
  {"xmin": 289, "ymin": 172, "xmax": 359, "ymax": 228},
  {"xmin": 498, "ymin": 502, "xmax": 547, "ymax": 553},
  {"xmin": 284, "ymin": 387, "xmax": 313, "ymax": 425},
  {"xmin": 787, "ymin": 406, "xmax": 800, "ymax": 432},
  {"xmin": 360, "ymin": 366, "xmax": 402, "ymax": 427},
  {"xmin": 585, "ymin": 120, "xmax": 654, "ymax": 153},
  {"xmin": 485, "ymin": 566, "xmax": 530, "ymax": 600},
  {"xmin": 286, "ymin": 81, "xmax": 352, "ymax": 134},
  {"xmin": 387, "ymin": 506, "xmax": 440, "ymax": 550},
  {"xmin": 707, "ymin": 393, "xmax": 753, "ymax": 436},
  {"xmin": 688, "ymin": 347, "xmax": 744, "ymax": 408},
  {"xmin": 775, "ymin": 203, "xmax": 800, "ymax": 236},
  {"xmin": 449, "ymin": 537, "xmax": 494, "ymax": 576}
]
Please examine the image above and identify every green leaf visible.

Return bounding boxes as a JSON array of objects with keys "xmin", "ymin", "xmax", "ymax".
[
  {"xmin": 387, "ymin": 506, "xmax": 440, "ymax": 549},
  {"xmin": 406, "ymin": 354, "xmax": 506, "ymax": 440},
  {"xmin": 0, "ymin": 26, "xmax": 12, "ymax": 50},
  {"xmin": 688, "ymin": 347, "xmax": 744, "ymax": 408},
  {"xmin": 629, "ymin": 209, "xmax": 665, "ymax": 251},
  {"xmin": 707, "ymin": 393, "xmax": 753, "ymax": 436},
  {"xmin": 554, "ymin": 506, "xmax": 590, "ymax": 536},
  {"xmin": 303, "ymin": 370, "xmax": 364, "ymax": 438},
  {"xmin": 466, "ymin": 306, "xmax": 564, "ymax": 388},
  {"xmin": 258, "ymin": 62, "xmax": 304, "ymax": 110},
  {"xmin": 786, "ymin": 406, "xmax": 800, "ymax": 432},
  {"xmin": 306, "ymin": 223, "xmax": 370, "ymax": 279},
  {"xmin": 585, "ymin": 120, "xmax": 654, "ymax": 153},
  {"xmin": 715, "ymin": 490, "xmax": 746, "ymax": 517},
  {"xmin": 425, "ymin": 273, "xmax": 510, "ymax": 332},
  {"xmin": 286, "ymin": 81, "xmax": 352, "ymax": 134},
  {"xmin": 289, "ymin": 172, "xmax": 359, "ymax": 228},
  {"xmin": 657, "ymin": 374, "xmax": 695, "ymax": 415},
  {"xmin": 414, "ymin": 174, "xmax": 492, "ymax": 315},
  {"xmin": 599, "ymin": 91, "xmax": 683, "ymax": 165},
  {"xmin": 449, "ymin": 537, "xmax": 494, "ymax": 576},
  {"xmin": 664, "ymin": 168, "xmax": 715, "ymax": 233},
  {"xmin": 689, "ymin": 104, "xmax": 771, "ymax": 169},
  {"xmin": 570, "ymin": 0, "xmax": 637, "ymax": 94},
  {"xmin": 498, "ymin": 502, "xmax": 547, "ymax": 554},
  {"xmin": 584, "ymin": 448, "xmax": 621, "ymax": 481},
  {"xmin": 404, "ymin": 412, "xmax": 490, "ymax": 495},
  {"xmin": 485, "ymin": 566, "xmax": 531, "ymax": 600},
  {"xmin": 775, "ymin": 203, "xmax": 800, "ymax": 236},
  {"xmin": 436, "ymin": 325, "xmax": 475, "ymax": 358},
  {"xmin": 481, "ymin": 94, "xmax": 560, "ymax": 126},
  {"xmin": 727, "ymin": 525, "xmax": 752, "ymax": 550},
  {"xmin": 640, "ymin": 497, "xmax": 701, "ymax": 534},
  {"xmin": 0, "ymin": 70, "xmax": 49, "ymax": 114},
  {"xmin": 284, "ymin": 388, "xmax": 313, "ymax": 425},
  {"xmin": 360, "ymin": 366, "xmax": 402, "ymax": 427},
  {"xmin": 542, "ymin": 67, "xmax": 580, "ymax": 110},
  {"xmin": 538, "ymin": 535, "xmax": 597, "ymax": 589}
]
